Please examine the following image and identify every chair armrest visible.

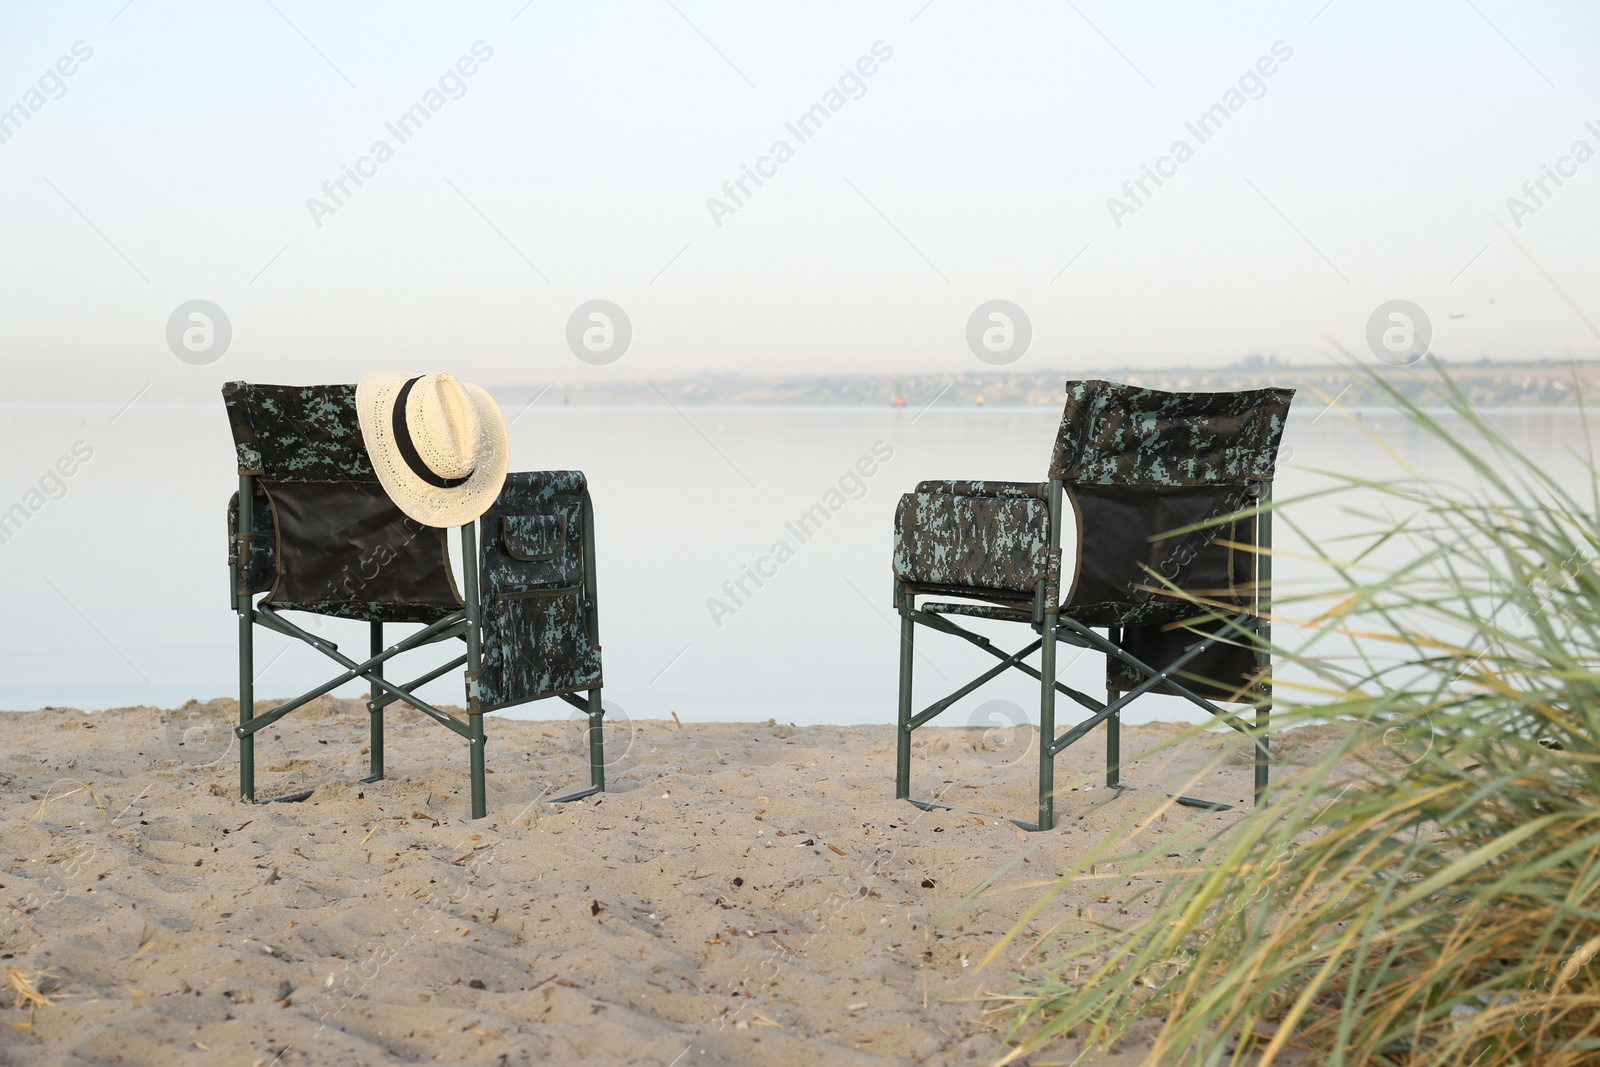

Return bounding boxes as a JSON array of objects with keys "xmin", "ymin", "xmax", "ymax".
[
  {"xmin": 893, "ymin": 489, "xmax": 1056, "ymax": 597},
  {"xmin": 913, "ymin": 479, "xmax": 1046, "ymax": 499},
  {"xmin": 477, "ymin": 470, "xmax": 603, "ymax": 711}
]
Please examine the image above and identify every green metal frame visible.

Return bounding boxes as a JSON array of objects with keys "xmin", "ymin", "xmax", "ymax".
[
  {"xmin": 545, "ymin": 490, "xmax": 607, "ymax": 804},
  {"xmin": 894, "ymin": 479, "xmax": 1273, "ymax": 831},
  {"xmin": 231, "ymin": 473, "xmax": 607, "ymax": 819}
]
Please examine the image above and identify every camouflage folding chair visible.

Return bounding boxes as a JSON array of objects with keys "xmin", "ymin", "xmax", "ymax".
[
  {"xmin": 892, "ymin": 380, "xmax": 1293, "ymax": 831},
  {"xmin": 224, "ymin": 382, "xmax": 606, "ymax": 820}
]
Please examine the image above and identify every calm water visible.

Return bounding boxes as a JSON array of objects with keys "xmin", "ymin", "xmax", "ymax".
[{"xmin": 0, "ymin": 398, "xmax": 1589, "ymax": 726}]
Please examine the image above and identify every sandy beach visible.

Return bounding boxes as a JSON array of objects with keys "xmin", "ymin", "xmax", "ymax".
[{"xmin": 0, "ymin": 701, "xmax": 1345, "ymax": 1066}]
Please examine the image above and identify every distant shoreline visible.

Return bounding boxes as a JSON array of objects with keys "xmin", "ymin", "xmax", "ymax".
[
  {"xmin": 4, "ymin": 402, "xmax": 1595, "ymax": 416},
  {"xmin": 12, "ymin": 359, "xmax": 1599, "ymax": 409}
]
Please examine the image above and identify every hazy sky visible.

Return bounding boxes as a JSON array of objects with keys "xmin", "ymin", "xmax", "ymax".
[{"xmin": 2, "ymin": 1, "xmax": 1598, "ymax": 401}]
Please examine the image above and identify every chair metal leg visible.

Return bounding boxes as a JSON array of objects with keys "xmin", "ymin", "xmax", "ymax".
[
  {"xmin": 469, "ymin": 715, "xmax": 486, "ymax": 819},
  {"xmin": 1255, "ymin": 703, "xmax": 1270, "ymax": 804},
  {"xmin": 1106, "ymin": 706, "xmax": 1121, "ymax": 790},
  {"xmin": 366, "ymin": 621, "xmax": 384, "ymax": 782},
  {"xmin": 551, "ymin": 689, "xmax": 606, "ymax": 804},
  {"xmin": 896, "ymin": 603, "xmax": 915, "ymax": 801},
  {"xmin": 1037, "ymin": 611, "xmax": 1057, "ymax": 831},
  {"xmin": 239, "ymin": 603, "xmax": 254, "ymax": 802},
  {"xmin": 238, "ymin": 475, "xmax": 255, "ymax": 804},
  {"xmin": 1105, "ymin": 624, "xmax": 1120, "ymax": 789},
  {"xmin": 462, "ymin": 522, "xmax": 487, "ymax": 820},
  {"xmin": 1255, "ymin": 488, "xmax": 1273, "ymax": 805},
  {"xmin": 587, "ymin": 688, "xmax": 605, "ymax": 792}
]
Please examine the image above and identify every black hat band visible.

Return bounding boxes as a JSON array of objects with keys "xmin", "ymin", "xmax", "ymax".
[{"xmin": 392, "ymin": 376, "xmax": 474, "ymax": 489}]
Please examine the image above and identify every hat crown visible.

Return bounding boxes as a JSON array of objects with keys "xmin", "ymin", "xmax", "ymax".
[
  {"xmin": 406, "ymin": 373, "xmax": 481, "ymax": 479},
  {"xmin": 355, "ymin": 368, "xmax": 509, "ymax": 528}
]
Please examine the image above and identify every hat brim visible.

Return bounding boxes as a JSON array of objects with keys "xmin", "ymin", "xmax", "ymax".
[{"xmin": 356, "ymin": 371, "xmax": 510, "ymax": 529}]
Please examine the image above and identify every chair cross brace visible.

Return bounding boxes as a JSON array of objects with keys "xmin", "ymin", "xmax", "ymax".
[
  {"xmin": 897, "ymin": 599, "xmax": 1270, "ymax": 830},
  {"xmin": 1046, "ymin": 612, "xmax": 1252, "ymax": 758},
  {"xmin": 237, "ymin": 605, "xmax": 473, "ymax": 741},
  {"xmin": 905, "ymin": 638, "xmax": 1043, "ymax": 733},
  {"xmin": 905, "ymin": 607, "xmax": 1233, "ymax": 754},
  {"xmin": 369, "ymin": 653, "xmax": 472, "ymax": 716},
  {"xmin": 910, "ymin": 609, "xmax": 1104, "ymax": 715},
  {"xmin": 1051, "ymin": 613, "xmax": 1264, "ymax": 750}
]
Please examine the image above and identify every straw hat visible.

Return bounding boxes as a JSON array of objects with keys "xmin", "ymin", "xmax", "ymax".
[{"xmin": 355, "ymin": 371, "xmax": 509, "ymax": 528}]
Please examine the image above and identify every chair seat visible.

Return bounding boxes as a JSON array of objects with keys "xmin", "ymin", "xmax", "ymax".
[
  {"xmin": 923, "ymin": 595, "xmax": 1246, "ymax": 630},
  {"xmin": 1061, "ymin": 595, "xmax": 1248, "ymax": 628},
  {"xmin": 922, "ymin": 601, "xmax": 1034, "ymax": 624}
]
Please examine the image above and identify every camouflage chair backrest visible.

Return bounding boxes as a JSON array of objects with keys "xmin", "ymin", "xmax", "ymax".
[
  {"xmin": 223, "ymin": 382, "xmax": 462, "ymax": 622},
  {"xmin": 222, "ymin": 382, "xmax": 373, "ymax": 483},
  {"xmin": 1052, "ymin": 380, "xmax": 1293, "ymax": 628},
  {"xmin": 1050, "ymin": 379, "xmax": 1293, "ymax": 486}
]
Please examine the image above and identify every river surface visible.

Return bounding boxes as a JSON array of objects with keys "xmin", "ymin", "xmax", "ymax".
[{"xmin": 0, "ymin": 398, "xmax": 1589, "ymax": 728}]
